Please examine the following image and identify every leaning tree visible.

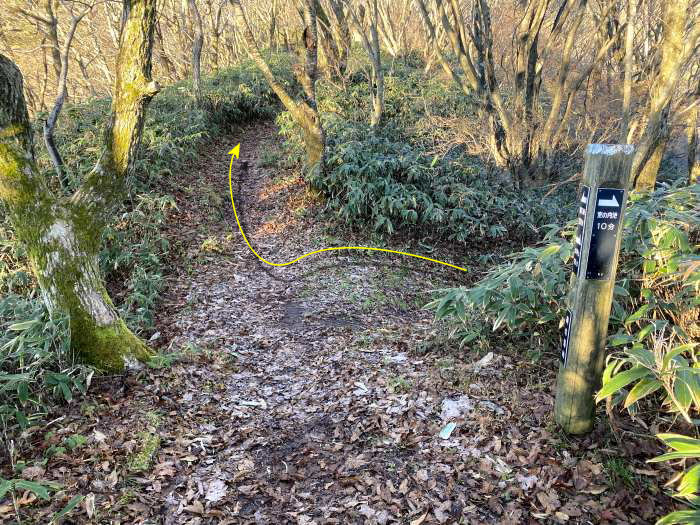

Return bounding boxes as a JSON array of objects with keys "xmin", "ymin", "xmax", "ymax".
[
  {"xmin": 232, "ymin": 0, "xmax": 326, "ymax": 172},
  {"xmin": 0, "ymin": 0, "xmax": 159, "ymax": 372},
  {"xmin": 630, "ymin": 0, "xmax": 700, "ymax": 190}
]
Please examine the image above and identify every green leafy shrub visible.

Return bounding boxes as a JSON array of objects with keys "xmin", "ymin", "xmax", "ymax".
[
  {"xmin": 0, "ymin": 476, "xmax": 82, "ymax": 523},
  {"xmin": 594, "ymin": 185, "xmax": 699, "ymax": 525},
  {"xmin": 101, "ymin": 193, "xmax": 176, "ymax": 332},
  {"xmin": 0, "ymin": 295, "xmax": 91, "ymax": 433},
  {"xmin": 648, "ymin": 434, "xmax": 700, "ymax": 525},
  {"xmin": 616, "ymin": 184, "xmax": 700, "ymax": 339},
  {"xmin": 280, "ymin": 113, "xmax": 571, "ymax": 244},
  {"xmin": 0, "ymin": 216, "xmax": 32, "ymax": 295},
  {"xmin": 427, "ymin": 182, "xmax": 699, "ymax": 353},
  {"xmin": 426, "ymin": 224, "xmax": 574, "ymax": 346}
]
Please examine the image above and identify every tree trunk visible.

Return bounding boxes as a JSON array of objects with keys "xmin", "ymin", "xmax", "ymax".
[
  {"xmin": 688, "ymin": 103, "xmax": 699, "ymax": 185},
  {"xmin": 232, "ymin": 0, "xmax": 325, "ymax": 171},
  {"xmin": 189, "ymin": 0, "xmax": 204, "ymax": 103},
  {"xmin": 45, "ymin": 0, "xmax": 62, "ymax": 81},
  {"xmin": 210, "ymin": 1, "xmax": 224, "ymax": 71},
  {"xmin": 634, "ymin": 113, "xmax": 670, "ymax": 190},
  {"xmin": 299, "ymin": 1, "xmax": 325, "ymax": 170},
  {"xmin": 349, "ymin": 0, "xmax": 384, "ymax": 127},
  {"xmin": 156, "ymin": 21, "xmax": 178, "ymax": 82},
  {"xmin": 0, "ymin": 0, "xmax": 159, "ymax": 373},
  {"xmin": 328, "ymin": 0, "xmax": 351, "ymax": 75},
  {"xmin": 631, "ymin": 0, "xmax": 699, "ymax": 190},
  {"xmin": 269, "ymin": 1, "xmax": 277, "ymax": 50},
  {"xmin": 44, "ymin": 9, "xmax": 90, "ymax": 188},
  {"xmin": 316, "ymin": 1, "xmax": 341, "ymax": 78},
  {"xmin": 39, "ymin": 37, "xmax": 49, "ymax": 112},
  {"xmin": 512, "ymin": 0, "xmax": 547, "ymax": 180},
  {"xmin": 620, "ymin": 0, "xmax": 636, "ymax": 142},
  {"xmin": 369, "ymin": 0, "xmax": 383, "ymax": 127}
]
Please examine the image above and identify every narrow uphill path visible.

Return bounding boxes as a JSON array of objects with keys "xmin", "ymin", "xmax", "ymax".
[
  {"xmin": 147, "ymin": 122, "xmax": 663, "ymax": 524},
  {"xmin": 21, "ymin": 122, "xmax": 666, "ymax": 524},
  {"xmin": 152, "ymin": 122, "xmax": 521, "ymax": 523}
]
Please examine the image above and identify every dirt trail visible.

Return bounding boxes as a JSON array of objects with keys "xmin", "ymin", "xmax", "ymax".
[
  {"xmin": 155, "ymin": 122, "xmax": 513, "ymax": 523},
  {"xmin": 144, "ymin": 122, "xmax": 664, "ymax": 524},
  {"xmin": 22, "ymin": 122, "xmax": 663, "ymax": 524}
]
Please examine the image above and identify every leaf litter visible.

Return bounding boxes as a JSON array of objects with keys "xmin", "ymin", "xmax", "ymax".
[{"xmin": 1, "ymin": 122, "xmax": 677, "ymax": 523}]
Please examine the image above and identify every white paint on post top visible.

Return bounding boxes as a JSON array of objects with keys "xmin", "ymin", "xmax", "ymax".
[{"xmin": 586, "ymin": 144, "xmax": 635, "ymax": 156}]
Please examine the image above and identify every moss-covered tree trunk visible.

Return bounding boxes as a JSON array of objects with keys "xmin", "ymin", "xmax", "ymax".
[{"xmin": 0, "ymin": 0, "xmax": 159, "ymax": 372}]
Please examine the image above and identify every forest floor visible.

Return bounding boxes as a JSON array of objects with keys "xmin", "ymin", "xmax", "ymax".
[{"xmin": 14, "ymin": 122, "xmax": 672, "ymax": 524}]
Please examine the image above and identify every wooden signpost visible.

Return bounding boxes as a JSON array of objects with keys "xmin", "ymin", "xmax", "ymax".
[{"xmin": 555, "ymin": 144, "xmax": 635, "ymax": 434}]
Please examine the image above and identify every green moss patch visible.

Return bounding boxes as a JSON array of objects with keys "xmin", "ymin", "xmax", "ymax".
[{"xmin": 127, "ymin": 431, "xmax": 161, "ymax": 473}]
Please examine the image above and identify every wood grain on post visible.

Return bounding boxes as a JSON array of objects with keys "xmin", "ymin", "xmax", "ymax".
[{"xmin": 555, "ymin": 144, "xmax": 635, "ymax": 434}]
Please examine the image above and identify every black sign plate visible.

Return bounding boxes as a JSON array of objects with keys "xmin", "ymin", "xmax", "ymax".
[
  {"xmin": 585, "ymin": 188, "xmax": 625, "ymax": 280},
  {"xmin": 561, "ymin": 310, "xmax": 572, "ymax": 365},
  {"xmin": 573, "ymin": 186, "xmax": 589, "ymax": 277}
]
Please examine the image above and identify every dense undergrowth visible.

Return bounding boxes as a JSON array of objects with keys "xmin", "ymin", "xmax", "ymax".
[
  {"xmin": 428, "ymin": 182, "xmax": 699, "ymax": 354},
  {"xmin": 0, "ymin": 55, "xmax": 293, "ymax": 439},
  {"xmin": 279, "ymin": 61, "xmax": 574, "ymax": 247}
]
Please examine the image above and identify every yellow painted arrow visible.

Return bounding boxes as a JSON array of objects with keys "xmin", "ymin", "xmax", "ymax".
[{"xmin": 227, "ymin": 143, "xmax": 467, "ymax": 272}]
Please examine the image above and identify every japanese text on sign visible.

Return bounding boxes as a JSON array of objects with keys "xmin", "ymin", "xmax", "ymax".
[{"xmin": 586, "ymin": 188, "xmax": 625, "ymax": 280}]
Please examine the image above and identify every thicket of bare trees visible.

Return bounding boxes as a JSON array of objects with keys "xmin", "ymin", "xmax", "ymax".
[
  {"xmin": 3, "ymin": 0, "xmax": 698, "ymax": 191},
  {"xmin": 2, "ymin": 0, "xmax": 271, "ymax": 111},
  {"xmin": 412, "ymin": 0, "xmax": 700, "ymax": 188}
]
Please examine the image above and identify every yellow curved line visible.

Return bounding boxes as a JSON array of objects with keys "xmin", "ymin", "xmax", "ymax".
[{"xmin": 227, "ymin": 153, "xmax": 467, "ymax": 272}]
